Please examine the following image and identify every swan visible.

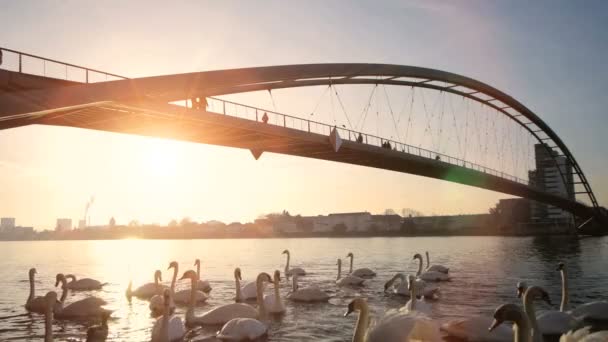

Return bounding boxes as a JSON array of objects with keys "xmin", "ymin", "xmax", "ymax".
[
  {"xmin": 55, "ymin": 273, "xmax": 110, "ymax": 319},
  {"xmin": 402, "ymin": 275, "xmax": 433, "ymax": 315},
  {"xmin": 183, "ymin": 270, "xmax": 268, "ymax": 326},
  {"xmin": 344, "ymin": 292, "xmax": 441, "ymax": 342},
  {"xmin": 126, "ymin": 270, "xmax": 167, "ymax": 300},
  {"xmin": 151, "ymin": 289, "xmax": 185, "ymax": 342},
  {"xmin": 263, "ymin": 270, "xmax": 286, "ymax": 314},
  {"xmin": 193, "ymin": 259, "xmax": 212, "ymax": 293},
  {"xmin": 287, "ymin": 273, "xmax": 330, "ymax": 302},
  {"xmin": 43, "ymin": 291, "xmax": 57, "ymax": 342},
  {"xmin": 346, "ymin": 252, "xmax": 376, "ymax": 278},
  {"xmin": 65, "ymin": 274, "xmax": 106, "ymax": 290},
  {"xmin": 522, "ymin": 285, "xmax": 553, "ymax": 342},
  {"xmin": 86, "ymin": 311, "xmax": 110, "ymax": 342},
  {"xmin": 168, "ymin": 261, "xmax": 208, "ymax": 305},
  {"xmin": 560, "ymin": 326, "xmax": 608, "ymax": 342},
  {"xmin": 413, "ymin": 253, "xmax": 450, "ymax": 282},
  {"xmin": 488, "ymin": 303, "xmax": 532, "ymax": 342},
  {"xmin": 282, "ymin": 249, "xmax": 306, "ymax": 276},
  {"xmin": 384, "ymin": 273, "xmax": 440, "ymax": 300},
  {"xmin": 25, "ymin": 268, "xmax": 60, "ymax": 314},
  {"xmin": 234, "ymin": 268, "xmax": 265, "ymax": 302},
  {"xmin": 336, "ymin": 258, "xmax": 365, "ymax": 287},
  {"xmin": 216, "ymin": 317, "xmax": 268, "ymax": 341},
  {"xmin": 425, "ymin": 251, "xmax": 449, "ymax": 274},
  {"xmin": 533, "ymin": 263, "xmax": 576, "ymax": 337}
]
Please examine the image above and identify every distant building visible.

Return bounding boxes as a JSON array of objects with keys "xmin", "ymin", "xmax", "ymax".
[
  {"xmin": 308, "ymin": 212, "xmax": 373, "ymax": 233},
  {"xmin": 1, "ymin": 217, "xmax": 16, "ymax": 232},
  {"xmin": 56, "ymin": 218, "xmax": 72, "ymax": 232},
  {"xmin": 528, "ymin": 144, "xmax": 574, "ymax": 223}
]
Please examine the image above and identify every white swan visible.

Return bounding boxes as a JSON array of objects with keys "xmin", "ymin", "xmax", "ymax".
[
  {"xmin": 43, "ymin": 291, "xmax": 57, "ymax": 342},
  {"xmin": 534, "ymin": 263, "xmax": 576, "ymax": 336},
  {"xmin": 425, "ymin": 251, "xmax": 449, "ymax": 274},
  {"xmin": 560, "ymin": 326, "xmax": 608, "ymax": 342},
  {"xmin": 413, "ymin": 253, "xmax": 450, "ymax": 282},
  {"xmin": 235, "ymin": 268, "xmax": 265, "ymax": 302},
  {"xmin": 402, "ymin": 275, "xmax": 433, "ymax": 315},
  {"xmin": 344, "ymin": 294, "xmax": 441, "ymax": 341},
  {"xmin": 488, "ymin": 303, "xmax": 532, "ymax": 342},
  {"xmin": 168, "ymin": 261, "xmax": 208, "ymax": 305},
  {"xmin": 287, "ymin": 273, "xmax": 330, "ymax": 302},
  {"xmin": 151, "ymin": 289, "xmax": 185, "ymax": 342},
  {"xmin": 384, "ymin": 273, "xmax": 440, "ymax": 301},
  {"xmin": 65, "ymin": 274, "xmax": 106, "ymax": 290},
  {"xmin": 193, "ymin": 259, "xmax": 212, "ymax": 293},
  {"xmin": 346, "ymin": 252, "xmax": 376, "ymax": 278},
  {"xmin": 54, "ymin": 273, "xmax": 110, "ymax": 319},
  {"xmin": 263, "ymin": 270, "xmax": 286, "ymax": 314},
  {"xmin": 522, "ymin": 285, "xmax": 553, "ymax": 342},
  {"xmin": 570, "ymin": 301, "xmax": 608, "ymax": 322},
  {"xmin": 282, "ymin": 249, "xmax": 306, "ymax": 276},
  {"xmin": 25, "ymin": 268, "xmax": 60, "ymax": 314},
  {"xmin": 217, "ymin": 317, "xmax": 268, "ymax": 341},
  {"xmin": 126, "ymin": 270, "xmax": 167, "ymax": 300},
  {"xmin": 184, "ymin": 270, "xmax": 268, "ymax": 326},
  {"xmin": 336, "ymin": 258, "xmax": 365, "ymax": 287}
]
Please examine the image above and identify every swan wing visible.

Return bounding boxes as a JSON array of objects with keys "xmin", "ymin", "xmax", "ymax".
[
  {"xmin": 537, "ymin": 310, "xmax": 576, "ymax": 335},
  {"xmin": 352, "ymin": 268, "xmax": 376, "ymax": 278},
  {"xmin": 70, "ymin": 278, "xmax": 103, "ymax": 290},
  {"xmin": 419, "ymin": 271, "xmax": 450, "ymax": 282},
  {"xmin": 441, "ymin": 316, "xmax": 513, "ymax": 342},
  {"xmin": 217, "ymin": 318, "xmax": 267, "ymax": 341},
  {"xmin": 369, "ymin": 311, "xmax": 441, "ymax": 342},
  {"xmin": 570, "ymin": 301, "xmax": 608, "ymax": 321},
  {"xmin": 427, "ymin": 265, "xmax": 449, "ymax": 274},
  {"xmin": 195, "ymin": 303, "xmax": 258, "ymax": 326},
  {"xmin": 288, "ymin": 287, "xmax": 330, "ymax": 302},
  {"xmin": 58, "ymin": 298, "xmax": 110, "ymax": 318},
  {"xmin": 173, "ymin": 289, "xmax": 208, "ymax": 304},
  {"xmin": 196, "ymin": 279, "xmax": 212, "ymax": 293},
  {"xmin": 287, "ymin": 267, "xmax": 306, "ymax": 276},
  {"xmin": 241, "ymin": 281, "xmax": 262, "ymax": 300}
]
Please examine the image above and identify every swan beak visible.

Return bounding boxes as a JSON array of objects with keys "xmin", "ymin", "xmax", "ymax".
[
  {"xmin": 344, "ymin": 307, "xmax": 354, "ymax": 317},
  {"xmin": 516, "ymin": 288, "xmax": 523, "ymax": 299},
  {"xmin": 488, "ymin": 319, "xmax": 501, "ymax": 332},
  {"xmin": 383, "ymin": 284, "xmax": 389, "ymax": 292}
]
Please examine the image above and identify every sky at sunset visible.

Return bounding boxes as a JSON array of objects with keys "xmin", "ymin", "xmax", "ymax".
[{"xmin": 1, "ymin": 0, "xmax": 607, "ymax": 229}]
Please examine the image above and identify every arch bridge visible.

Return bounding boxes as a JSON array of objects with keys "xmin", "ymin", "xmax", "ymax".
[{"xmin": 0, "ymin": 47, "xmax": 604, "ymax": 230}]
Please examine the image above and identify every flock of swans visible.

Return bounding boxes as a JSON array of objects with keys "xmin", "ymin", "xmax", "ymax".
[{"xmin": 23, "ymin": 250, "xmax": 608, "ymax": 342}]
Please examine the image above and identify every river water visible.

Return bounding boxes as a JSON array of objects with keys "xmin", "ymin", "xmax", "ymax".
[{"xmin": 0, "ymin": 236, "xmax": 606, "ymax": 341}]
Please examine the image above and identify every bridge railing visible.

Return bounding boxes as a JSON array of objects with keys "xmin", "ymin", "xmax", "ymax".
[
  {"xmin": 0, "ymin": 47, "xmax": 127, "ymax": 83},
  {"xmin": 206, "ymin": 97, "xmax": 528, "ymax": 185}
]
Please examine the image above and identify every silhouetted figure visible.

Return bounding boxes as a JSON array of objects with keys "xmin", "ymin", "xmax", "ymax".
[
  {"xmin": 262, "ymin": 112, "xmax": 269, "ymax": 123},
  {"xmin": 0, "ymin": 49, "xmax": 3, "ymax": 66},
  {"xmin": 356, "ymin": 134, "xmax": 363, "ymax": 143},
  {"xmin": 435, "ymin": 155, "xmax": 441, "ymax": 161}
]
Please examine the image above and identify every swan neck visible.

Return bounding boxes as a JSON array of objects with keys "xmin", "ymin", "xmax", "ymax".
[
  {"xmin": 196, "ymin": 263, "xmax": 201, "ymax": 279},
  {"xmin": 28, "ymin": 272, "xmax": 35, "ymax": 302},
  {"xmin": 292, "ymin": 275, "xmax": 298, "ymax": 292},
  {"xmin": 560, "ymin": 268, "xmax": 568, "ymax": 312},
  {"xmin": 285, "ymin": 253, "xmax": 290, "ymax": 274},
  {"xmin": 235, "ymin": 273, "xmax": 242, "ymax": 302},
  {"xmin": 416, "ymin": 257, "xmax": 422, "ymax": 276},
  {"xmin": 409, "ymin": 283, "xmax": 416, "ymax": 311},
  {"xmin": 59, "ymin": 278, "xmax": 68, "ymax": 303},
  {"xmin": 160, "ymin": 305, "xmax": 170, "ymax": 341},
  {"xmin": 513, "ymin": 315, "xmax": 531, "ymax": 342},
  {"xmin": 273, "ymin": 277, "xmax": 282, "ymax": 308},
  {"xmin": 523, "ymin": 293, "xmax": 540, "ymax": 342},
  {"xmin": 353, "ymin": 304, "xmax": 370, "ymax": 342},
  {"xmin": 189, "ymin": 276, "xmax": 196, "ymax": 309},
  {"xmin": 44, "ymin": 306, "xmax": 53, "ymax": 342},
  {"xmin": 425, "ymin": 252, "xmax": 430, "ymax": 269},
  {"xmin": 349, "ymin": 255, "xmax": 353, "ymax": 274},
  {"xmin": 337, "ymin": 261, "xmax": 342, "ymax": 280},
  {"xmin": 170, "ymin": 265, "xmax": 178, "ymax": 293},
  {"xmin": 256, "ymin": 276, "xmax": 266, "ymax": 318}
]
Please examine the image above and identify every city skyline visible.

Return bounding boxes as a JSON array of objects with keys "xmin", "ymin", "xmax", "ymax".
[{"xmin": 1, "ymin": 1, "xmax": 608, "ymax": 229}]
